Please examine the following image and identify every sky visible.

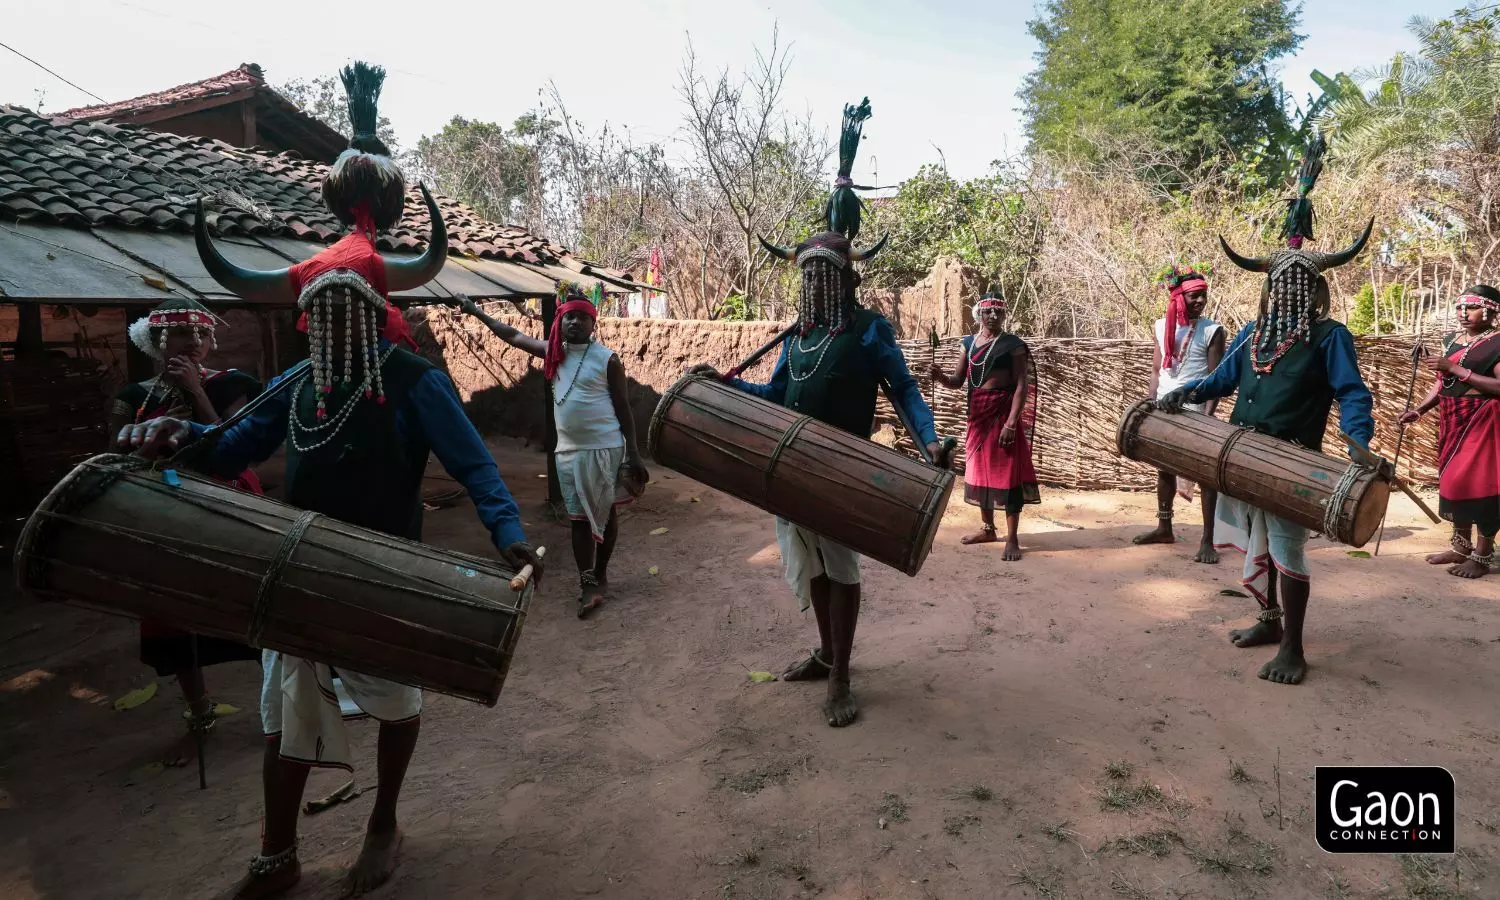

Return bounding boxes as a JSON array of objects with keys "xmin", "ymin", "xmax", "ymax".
[{"xmin": 4, "ymin": 0, "xmax": 1426, "ymax": 182}]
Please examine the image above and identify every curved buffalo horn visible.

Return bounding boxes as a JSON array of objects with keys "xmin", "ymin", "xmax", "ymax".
[
  {"xmin": 757, "ymin": 235, "xmax": 797, "ymax": 262},
  {"xmin": 1218, "ymin": 235, "xmax": 1271, "ymax": 273},
  {"xmin": 385, "ymin": 183, "xmax": 448, "ymax": 293},
  {"xmin": 1309, "ymin": 217, "xmax": 1375, "ymax": 272},
  {"xmin": 194, "ymin": 198, "xmax": 295, "ymax": 304},
  {"xmin": 849, "ymin": 233, "xmax": 890, "ymax": 263}
]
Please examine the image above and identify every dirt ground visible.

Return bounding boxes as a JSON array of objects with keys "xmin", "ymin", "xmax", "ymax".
[{"xmin": 1, "ymin": 438, "xmax": 1497, "ymax": 900}]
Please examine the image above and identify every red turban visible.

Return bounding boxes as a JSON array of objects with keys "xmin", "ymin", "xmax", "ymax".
[
  {"xmin": 1162, "ymin": 269, "xmax": 1208, "ymax": 371},
  {"xmin": 288, "ymin": 230, "xmax": 417, "ymax": 350},
  {"xmin": 543, "ymin": 296, "xmax": 599, "ymax": 381}
]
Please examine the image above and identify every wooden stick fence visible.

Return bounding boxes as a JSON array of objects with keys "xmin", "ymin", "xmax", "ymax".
[{"xmin": 875, "ymin": 335, "xmax": 1439, "ymax": 491}]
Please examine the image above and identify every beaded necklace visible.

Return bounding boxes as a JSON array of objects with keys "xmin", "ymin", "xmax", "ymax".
[
  {"xmin": 553, "ymin": 340, "xmax": 595, "ymax": 406},
  {"xmin": 790, "ymin": 324, "xmax": 843, "ymax": 382},
  {"xmin": 1442, "ymin": 329, "xmax": 1499, "ymax": 390},
  {"xmin": 1249, "ymin": 318, "xmax": 1308, "ymax": 374},
  {"xmin": 966, "ymin": 332, "xmax": 1003, "ymax": 388},
  {"xmin": 133, "ymin": 366, "xmax": 209, "ymax": 422},
  {"xmin": 288, "ymin": 346, "xmax": 396, "ymax": 453}
]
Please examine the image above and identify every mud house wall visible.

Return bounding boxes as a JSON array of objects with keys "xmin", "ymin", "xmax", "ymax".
[
  {"xmin": 863, "ymin": 255, "xmax": 984, "ymax": 340},
  {"xmin": 409, "ymin": 305, "xmax": 785, "ymax": 449}
]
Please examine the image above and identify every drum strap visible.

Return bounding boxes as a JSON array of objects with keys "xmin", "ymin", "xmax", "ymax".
[
  {"xmin": 249, "ymin": 510, "xmax": 319, "ymax": 646},
  {"xmin": 765, "ymin": 416, "xmax": 813, "ymax": 494}
]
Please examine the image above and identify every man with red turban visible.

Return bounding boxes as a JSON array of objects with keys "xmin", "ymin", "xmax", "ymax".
[
  {"xmin": 1134, "ymin": 265, "xmax": 1225, "ymax": 563},
  {"xmin": 455, "ymin": 282, "xmax": 648, "ymax": 617}
]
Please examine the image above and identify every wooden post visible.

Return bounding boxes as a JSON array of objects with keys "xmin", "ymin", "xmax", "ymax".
[
  {"xmin": 256, "ymin": 309, "xmax": 278, "ymax": 381},
  {"xmin": 241, "ymin": 102, "xmax": 258, "ymax": 148},
  {"xmin": 15, "ymin": 304, "xmax": 44, "ymax": 359},
  {"xmin": 541, "ymin": 291, "xmax": 561, "ymax": 510},
  {"xmin": 124, "ymin": 308, "xmax": 153, "ymax": 382}
]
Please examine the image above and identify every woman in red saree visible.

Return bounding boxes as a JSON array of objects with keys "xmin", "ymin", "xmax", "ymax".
[
  {"xmin": 931, "ymin": 291, "xmax": 1039, "ymax": 560},
  {"xmin": 106, "ymin": 299, "xmax": 264, "ymax": 753},
  {"xmin": 1400, "ymin": 285, "xmax": 1500, "ymax": 578}
]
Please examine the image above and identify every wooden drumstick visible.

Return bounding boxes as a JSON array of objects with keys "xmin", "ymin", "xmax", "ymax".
[{"xmin": 509, "ymin": 546, "xmax": 546, "ymax": 591}]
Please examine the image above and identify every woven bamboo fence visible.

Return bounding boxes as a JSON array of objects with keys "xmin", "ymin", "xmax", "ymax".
[{"xmin": 875, "ymin": 334, "xmax": 1439, "ymax": 491}]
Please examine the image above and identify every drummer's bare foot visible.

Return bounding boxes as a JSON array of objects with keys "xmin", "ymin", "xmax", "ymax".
[
  {"xmin": 345, "ymin": 827, "xmax": 402, "ymax": 896},
  {"xmin": 1258, "ymin": 646, "xmax": 1308, "ymax": 685},
  {"xmin": 1194, "ymin": 542, "xmax": 1219, "ymax": 564},
  {"xmin": 1230, "ymin": 618, "xmax": 1282, "ymax": 648},
  {"xmin": 1133, "ymin": 524, "xmax": 1175, "ymax": 545},
  {"xmin": 1002, "ymin": 539, "xmax": 1022, "ymax": 561},
  {"xmin": 824, "ymin": 676, "xmax": 858, "ymax": 727},
  {"xmin": 1448, "ymin": 559, "xmax": 1490, "ymax": 579},
  {"xmin": 782, "ymin": 649, "xmax": 831, "ymax": 682},
  {"xmin": 215, "ymin": 857, "xmax": 300, "ymax": 900},
  {"xmin": 961, "ymin": 527, "xmax": 999, "ymax": 545},
  {"xmin": 1426, "ymin": 549, "xmax": 1466, "ymax": 564}
]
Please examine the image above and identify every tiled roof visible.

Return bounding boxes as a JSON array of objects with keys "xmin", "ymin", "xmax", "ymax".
[
  {"xmin": 59, "ymin": 63, "xmax": 267, "ymax": 122},
  {"xmin": 0, "ymin": 104, "xmax": 587, "ymax": 269}
]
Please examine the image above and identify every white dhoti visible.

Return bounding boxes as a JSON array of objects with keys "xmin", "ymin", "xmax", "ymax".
[
  {"xmin": 775, "ymin": 518, "xmax": 861, "ymax": 611},
  {"xmin": 556, "ymin": 446, "xmax": 633, "ymax": 542},
  {"xmin": 260, "ymin": 650, "xmax": 422, "ymax": 771}
]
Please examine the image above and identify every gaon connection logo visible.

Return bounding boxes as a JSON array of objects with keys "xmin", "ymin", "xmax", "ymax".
[{"xmin": 1315, "ymin": 767, "xmax": 1455, "ymax": 854}]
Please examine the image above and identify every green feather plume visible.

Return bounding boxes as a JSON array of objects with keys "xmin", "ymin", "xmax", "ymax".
[
  {"xmin": 825, "ymin": 98, "xmax": 873, "ymax": 241},
  {"xmin": 340, "ymin": 61, "xmax": 387, "ymax": 149},
  {"xmin": 1281, "ymin": 134, "xmax": 1326, "ymax": 244}
]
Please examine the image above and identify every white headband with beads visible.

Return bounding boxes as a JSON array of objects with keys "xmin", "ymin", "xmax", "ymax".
[{"xmin": 127, "ymin": 306, "xmax": 222, "ymax": 359}]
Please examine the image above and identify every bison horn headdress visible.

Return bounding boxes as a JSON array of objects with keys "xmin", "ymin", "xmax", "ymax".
[
  {"xmin": 194, "ymin": 61, "xmax": 447, "ymax": 416},
  {"xmin": 758, "ymin": 98, "xmax": 889, "ymax": 335},
  {"xmin": 1219, "ymin": 135, "xmax": 1373, "ymax": 372}
]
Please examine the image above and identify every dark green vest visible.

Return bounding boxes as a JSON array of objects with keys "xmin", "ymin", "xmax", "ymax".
[
  {"xmin": 1227, "ymin": 318, "xmax": 1341, "ymax": 451},
  {"xmin": 782, "ymin": 309, "xmax": 882, "ymax": 438},
  {"xmin": 284, "ymin": 347, "xmax": 435, "ymax": 539}
]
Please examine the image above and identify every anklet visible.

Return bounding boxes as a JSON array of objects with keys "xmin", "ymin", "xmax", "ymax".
[
  {"xmin": 1256, "ymin": 607, "xmax": 1283, "ymax": 623},
  {"xmin": 1471, "ymin": 552, "xmax": 1495, "ymax": 568},
  {"xmin": 1452, "ymin": 532, "xmax": 1475, "ymax": 555},
  {"xmin": 249, "ymin": 843, "xmax": 297, "ymax": 877},
  {"xmin": 980, "ymin": 523, "xmax": 997, "ymax": 534}
]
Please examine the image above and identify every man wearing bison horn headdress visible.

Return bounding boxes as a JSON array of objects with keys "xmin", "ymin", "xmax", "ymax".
[
  {"xmin": 689, "ymin": 99, "xmax": 944, "ymax": 728},
  {"xmin": 1157, "ymin": 136, "xmax": 1375, "ymax": 687},
  {"xmin": 119, "ymin": 62, "xmax": 542, "ymax": 899}
]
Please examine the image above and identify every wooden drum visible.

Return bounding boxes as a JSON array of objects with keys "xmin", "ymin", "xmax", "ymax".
[
  {"xmin": 14, "ymin": 454, "xmax": 532, "ymax": 705},
  {"xmin": 1115, "ymin": 400, "xmax": 1389, "ymax": 547},
  {"xmin": 649, "ymin": 375, "xmax": 955, "ymax": 575}
]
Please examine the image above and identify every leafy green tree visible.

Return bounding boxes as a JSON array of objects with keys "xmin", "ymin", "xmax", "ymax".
[
  {"xmin": 863, "ymin": 164, "xmax": 1044, "ymax": 302},
  {"xmin": 1320, "ymin": 5, "xmax": 1500, "ymax": 266},
  {"xmin": 408, "ymin": 116, "xmax": 546, "ymax": 225},
  {"xmin": 1020, "ymin": 0, "xmax": 1303, "ymax": 172}
]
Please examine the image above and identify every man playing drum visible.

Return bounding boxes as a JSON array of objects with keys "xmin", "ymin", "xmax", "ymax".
[
  {"xmin": 691, "ymin": 99, "xmax": 943, "ymax": 728},
  {"xmin": 119, "ymin": 63, "xmax": 543, "ymax": 899},
  {"xmin": 454, "ymin": 283, "xmax": 648, "ymax": 616},
  {"xmin": 1158, "ymin": 137, "xmax": 1374, "ymax": 686},
  {"xmin": 1133, "ymin": 266, "xmax": 1225, "ymax": 562}
]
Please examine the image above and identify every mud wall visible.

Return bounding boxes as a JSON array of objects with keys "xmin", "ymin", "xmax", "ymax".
[{"xmin": 409, "ymin": 306, "xmax": 784, "ymax": 448}]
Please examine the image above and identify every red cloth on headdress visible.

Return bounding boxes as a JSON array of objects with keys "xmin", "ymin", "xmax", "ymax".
[
  {"xmin": 1162, "ymin": 271, "xmax": 1208, "ymax": 371},
  {"xmin": 288, "ymin": 230, "xmax": 416, "ymax": 350},
  {"xmin": 543, "ymin": 298, "xmax": 599, "ymax": 381}
]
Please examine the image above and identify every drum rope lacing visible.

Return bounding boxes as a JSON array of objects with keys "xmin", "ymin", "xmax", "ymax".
[
  {"xmin": 248, "ymin": 510, "xmax": 319, "ymax": 646},
  {"xmin": 1322, "ymin": 463, "xmax": 1372, "ymax": 541},
  {"xmin": 1214, "ymin": 426, "xmax": 1254, "ymax": 495}
]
